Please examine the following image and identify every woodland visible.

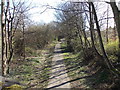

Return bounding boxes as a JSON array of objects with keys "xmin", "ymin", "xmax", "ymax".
[{"xmin": 0, "ymin": 0, "xmax": 120, "ymax": 89}]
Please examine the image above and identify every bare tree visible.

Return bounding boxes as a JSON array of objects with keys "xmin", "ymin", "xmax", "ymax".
[
  {"xmin": 1, "ymin": 0, "xmax": 32, "ymax": 76},
  {"xmin": 90, "ymin": 2, "xmax": 120, "ymax": 77}
]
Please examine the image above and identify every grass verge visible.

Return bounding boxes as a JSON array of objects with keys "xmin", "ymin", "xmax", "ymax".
[
  {"xmin": 61, "ymin": 42, "xmax": 90, "ymax": 89},
  {"xmin": 5, "ymin": 41, "xmax": 56, "ymax": 89}
]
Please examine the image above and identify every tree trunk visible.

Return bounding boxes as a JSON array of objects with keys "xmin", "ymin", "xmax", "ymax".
[
  {"xmin": 106, "ymin": 5, "xmax": 109, "ymax": 43},
  {"xmin": 75, "ymin": 23, "xmax": 84, "ymax": 49},
  {"xmin": 113, "ymin": 24, "xmax": 117, "ymax": 41},
  {"xmin": 22, "ymin": 22, "xmax": 25, "ymax": 60},
  {"xmin": 1, "ymin": 0, "xmax": 5, "ymax": 76},
  {"xmin": 109, "ymin": 1, "xmax": 120, "ymax": 62},
  {"xmin": 1, "ymin": 0, "xmax": 14, "ymax": 76},
  {"xmin": 89, "ymin": 3, "xmax": 100, "ymax": 56}
]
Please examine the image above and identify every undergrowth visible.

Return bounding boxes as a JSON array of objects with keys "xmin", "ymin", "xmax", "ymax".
[
  {"xmin": 61, "ymin": 41, "xmax": 120, "ymax": 89},
  {"xmin": 105, "ymin": 40, "xmax": 118, "ymax": 63}
]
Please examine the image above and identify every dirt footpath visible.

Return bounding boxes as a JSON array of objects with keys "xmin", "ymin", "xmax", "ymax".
[{"xmin": 47, "ymin": 42, "xmax": 71, "ymax": 89}]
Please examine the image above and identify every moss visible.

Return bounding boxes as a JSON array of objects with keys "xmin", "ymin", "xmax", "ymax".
[
  {"xmin": 0, "ymin": 82, "xmax": 4, "ymax": 86},
  {"xmin": 5, "ymin": 84, "xmax": 23, "ymax": 90}
]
